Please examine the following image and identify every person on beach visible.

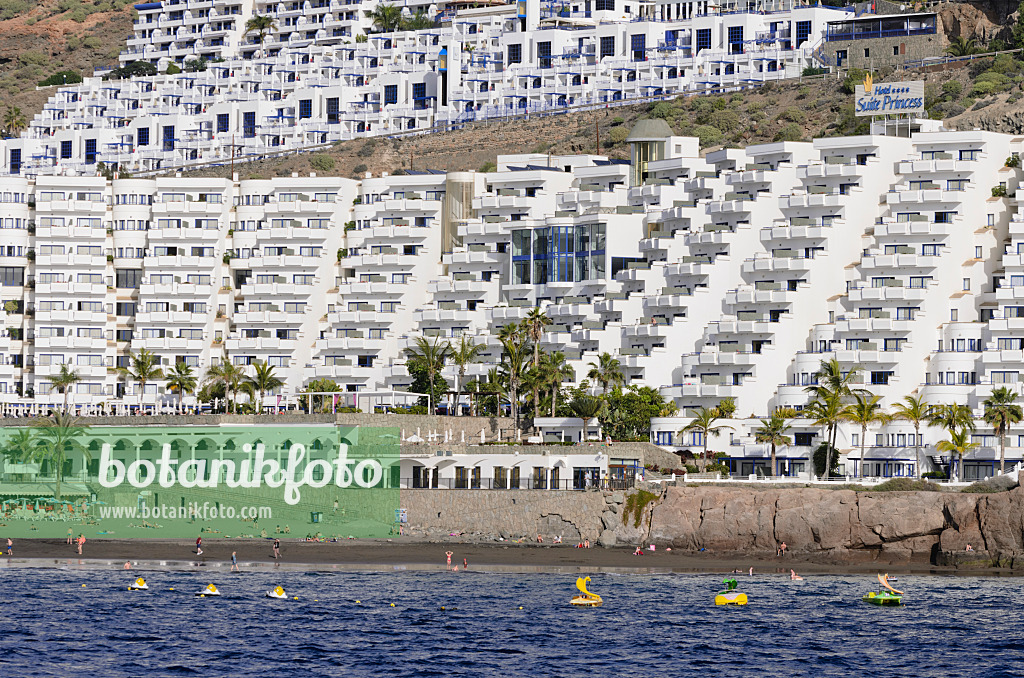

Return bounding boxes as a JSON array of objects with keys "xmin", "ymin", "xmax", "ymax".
[
  {"xmin": 77, "ymin": 535, "xmax": 85, "ymax": 555},
  {"xmin": 67, "ymin": 527, "xmax": 73, "ymax": 545},
  {"xmin": 196, "ymin": 536, "xmax": 203, "ymax": 556},
  {"xmin": 231, "ymin": 551, "xmax": 239, "ymax": 572},
  {"xmin": 6, "ymin": 538, "xmax": 11, "ymax": 556},
  {"xmin": 273, "ymin": 539, "xmax": 281, "ymax": 559},
  {"xmin": 777, "ymin": 541, "xmax": 787, "ymax": 557},
  {"xmin": 790, "ymin": 569, "xmax": 803, "ymax": 581},
  {"xmin": 633, "ymin": 546, "xmax": 644, "ymax": 556},
  {"xmin": 333, "ymin": 499, "xmax": 339, "ymax": 515},
  {"xmin": 584, "ymin": 539, "xmax": 590, "ymax": 548},
  {"xmin": 445, "ymin": 551, "xmax": 453, "ymax": 570},
  {"xmin": 463, "ymin": 557, "xmax": 468, "ymax": 570},
  {"xmin": 749, "ymin": 567, "xmax": 753, "ymax": 576}
]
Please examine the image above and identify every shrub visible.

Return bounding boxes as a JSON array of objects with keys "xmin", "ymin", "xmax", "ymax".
[
  {"xmin": 922, "ymin": 471, "xmax": 947, "ymax": 480},
  {"xmin": 478, "ymin": 160, "xmax": 496, "ymax": 173},
  {"xmin": 308, "ymin": 154, "xmax": 335, "ymax": 173},
  {"xmin": 352, "ymin": 163, "xmax": 368, "ymax": 175},
  {"xmin": 840, "ymin": 68, "xmax": 868, "ymax": 95},
  {"xmin": 82, "ymin": 36, "xmax": 102, "ymax": 49},
  {"xmin": 774, "ymin": 123, "xmax": 803, "ymax": 142},
  {"xmin": 608, "ymin": 126, "xmax": 629, "ymax": 145},
  {"xmin": 872, "ymin": 478, "xmax": 941, "ymax": 492},
  {"xmin": 796, "ymin": 85, "xmax": 810, "ymax": 99},
  {"xmin": 942, "ymin": 80, "xmax": 963, "ymax": 99},
  {"xmin": 961, "ymin": 482, "xmax": 1008, "ymax": 493},
  {"xmin": 38, "ymin": 71, "xmax": 83, "ymax": 87},
  {"xmin": 993, "ymin": 185, "xmax": 1009, "ymax": 198},
  {"xmin": 711, "ymin": 97, "xmax": 726, "ymax": 111},
  {"xmin": 356, "ymin": 140, "xmax": 376, "ymax": 158},
  {"xmin": 611, "ymin": 116, "xmax": 625, "ymax": 125},
  {"xmin": 622, "ymin": 490, "xmax": 660, "ymax": 527},
  {"xmin": 165, "ymin": 63, "xmax": 181, "ymax": 75},
  {"xmin": 1006, "ymin": 154, "xmax": 1021, "ymax": 168},
  {"xmin": 0, "ymin": 0, "xmax": 30, "ymax": 20},
  {"xmin": 692, "ymin": 124, "xmax": 723, "ymax": 147},
  {"xmin": 779, "ymin": 107, "xmax": 806, "ymax": 123},
  {"xmin": 649, "ymin": 102, "xmax": 674, "ymax": 119},
  {"xmin": 802, "ymin": 67, "xmax": 828, "ymax": 77},
  {"xmin": 707, "ymin": 110, "xmax": 739, "ymax": 134}
]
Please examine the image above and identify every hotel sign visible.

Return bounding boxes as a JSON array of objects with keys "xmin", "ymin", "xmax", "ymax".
[{"xmin": 855, "ymin": 74, "xmax": 924, "ymax": 116}]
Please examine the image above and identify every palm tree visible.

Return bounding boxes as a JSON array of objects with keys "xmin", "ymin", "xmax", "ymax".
[
  {"xmin": 3, "ymin": 106, "xmax": 26, "ymax": 138},
  {"xmin": 401, "ymin": 11, "xmax": 435, "ymax": 30},
  {"xmin": 983, "ymin": 386, "xmax": 1022, "ymax": 474},
  {"xmin": 804, "ymin": 394, "xmax": 846, "ymax": 479},
  {"xmin": 805, "ymin": 358, "xmax": 865, "ymax": 479},
  {"xmin": 892, "ymin": 394, "xmax": 932, "ymax": 479},
  {"xmin": 251, "ymin": 361, "xmax": 285, "ymax": 414},
  {"xmin": 524, "ymin": 308, "xmax": 551, "ymax": 414},
  {"xmin": 165, "ymin": 362, "xmax": 198, "ymax": 412},
  {"xmin": 754, "ymin": 409, "xmax": 792, "ymax": 477},
  {"xmin": 587, "ymin": 352, "xmax": 624, "ymax": 394},
  {"xmin": 303, "ymin": 378, "xmax": 341, "ymax": 414},
  {"xmin": 499, "ymin": 330, "xmax": 530, "ymax": 431},
  {"xmin": 842, "ymin": 393, "xmax": 891, "ymax": 478},
  {"xmin": 118, "ymin": 348, "xmax": 164, "ymax": 408},
  {"xmin": 945, "ymin": 36, "xmax": 979, "ymax": 57},
  {"xmin": 204, "ymin": 361, "xmax": 247, "ymax": 413},
  {"xmin": 50, "ymin": 363, "xmax": 81, "ymax": 412},
  {"xmin": 929, "ymin": 403, "xmax": 975, "ymax": 480},
  {"xmin": 449, "ymin": 336, "xmax": 484, "ymax": 416},
  {"xmin": 32, "ymin": 411, "xmax": 86, "ymax": 500},
  {"xmin": 405, "ymin": 335, "xmax": 451, "ymax": 414},
  {"xmin": 244, "ymin": 15, "xmax": 277, "ymax": 56},
  {"xmin": 540, "ymin": 350, "xmax": 574, "ymax": 416},
  {"xmin": 680, "ymin": 407, "xmax": 733, "ymax": 472},
  {"xmin": 936, "ymin": 426, "xmax": 979, "ymax": 482},
  {"xmin": 366, "ymin": 3, "xmax": 403, "ymax": 33},
  {"xmin": 570, "ymin": 394, "xmax": 604, "ymax": 443}
]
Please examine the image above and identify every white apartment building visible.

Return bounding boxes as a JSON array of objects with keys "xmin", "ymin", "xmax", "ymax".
[
  {"xmin": 2, "ymin": 0, "xmax": 847, "ymax": 176},
  {"xmin": 3, "ymin": 119, "xmax": 1024, "ymax": 480}
]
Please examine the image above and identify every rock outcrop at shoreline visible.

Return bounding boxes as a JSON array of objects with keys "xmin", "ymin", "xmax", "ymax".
[{"xmin": 649, "ymin": 473, "xmax": 1024, "ymax": 566}]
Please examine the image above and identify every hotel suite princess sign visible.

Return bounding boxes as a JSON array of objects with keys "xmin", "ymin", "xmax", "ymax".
[{"xmin": 854, "ymin": 75, "xmax": 925, "ymax": 116}]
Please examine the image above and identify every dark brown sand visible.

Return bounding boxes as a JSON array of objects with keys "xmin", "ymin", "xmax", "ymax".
[{"xmin": 0, "ymin": 538, "xmax": 977, "ymax": 575}]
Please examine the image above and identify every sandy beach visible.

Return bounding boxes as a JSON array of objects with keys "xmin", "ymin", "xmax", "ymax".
[{"xmin": 0, "ymin": 537, "xmax": 985, "ymax": 575}]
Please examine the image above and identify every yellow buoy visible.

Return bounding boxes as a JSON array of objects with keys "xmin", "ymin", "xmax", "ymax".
[
  {"xmin": 390, "ymin": 603, "xmax": 395, "ymax": 607},
  {"xmin": 81, "ymin": 584, "xmax": 86, "ymax": 588},
  {"xmin": 355, "ymin": 600, "xmax": 361, "ymax": 603},
  {"xmin": 293, "ymin": 596, "xmax": 299, "ymax": 600}
]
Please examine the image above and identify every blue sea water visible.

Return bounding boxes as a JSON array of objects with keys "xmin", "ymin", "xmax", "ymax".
[{"xmin": 1, "ymin": 568, "xmax": 1022, "ymax": 677}]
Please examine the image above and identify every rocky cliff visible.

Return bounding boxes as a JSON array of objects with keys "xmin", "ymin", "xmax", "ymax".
[
  {"xmin": 403, "ymin": 473, "xmax": 1024, "ymax": 567},
  {"xmin": 648, "ymin": 473, "xmax": 1024, "ymax": 566}
]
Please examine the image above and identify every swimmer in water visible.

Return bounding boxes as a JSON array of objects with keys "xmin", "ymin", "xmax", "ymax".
[
  {"xmin": 445, "ymin": 551, "xmax": 453, "ymax": 570},
  {"xmin": 230, "ymin": 551, "xmax": 239, "ymax": 572},
  {"xmin": 790, "ymin": 569, "xmax": 803, "ymax": 581},
  {"xmin": 124, "ymin": 561, "xmax": 131, "ymax": 570}
]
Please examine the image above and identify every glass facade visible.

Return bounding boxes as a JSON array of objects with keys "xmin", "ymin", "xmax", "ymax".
[{"xmin": 511, "ymin": 224, "xmax": 606, "ymax": 285}]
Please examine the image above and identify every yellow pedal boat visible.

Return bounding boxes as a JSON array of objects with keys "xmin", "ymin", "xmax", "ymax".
[
  {"xmin": 570, "ymin": 576, "xmax": 602, "ymax": 607},
  {"xmin": 715, "ymin": 578, "xmax": 747, "ymax": 606}
]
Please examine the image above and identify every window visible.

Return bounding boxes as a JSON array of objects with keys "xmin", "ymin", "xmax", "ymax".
[
  {"xmin": 216, "ymin": 113, "xmax": 229, "ymax": 133},
  {"xmin": 162, "ymin": 125, "xmax": 174, "ymax": 152},
  {"xmin": 695, "ymin": 29, "xmax": 711, "ymax": 54},
  {"xmin": 631, "ymin": 34, "xmax": 646, "ymax": 61},
  {"xmin": 963, "ymin": 278, "xmax": 971, "ymax": 291},
  {"xmin": 60, "ymin": 140, "xmax": 73, "ymax": 159},
  {"xmin": 538, "ymin": 41, "xmax": 551, "ymax": 69},
  {"xmin": 85, "ymin": 139, "xmax": 97, "ymax": 164},
  {"xmin": 507, "ymin": 44, "xmax": 522, "ymax": 64},
  {"xmin": 116, "ymin": 269, "xmax": 143, "ymax": 289},
  {"xmin": 727, "ymin": 26, "xmax": 743, "ymax": 54},
  {"xmin": 326, "ymin": 97, "xmax": 339, "ymax": 124},
  {"xmin": 947, "ymin": 179, "xmax": 968, "ymax": 191},
  {"xmin": 600, "ymin": 35, "xmax": 615, "ymax": 58},
  {"xmin": 795, "ymin": 20, "xmax": 811, "ymax": 47},
  {"xmin": 243, "ymin": 111, "xmax": 256, "ymax": 138},
  {"xmin": 935, "ymin": 211, "xmax": 956, "ymax": 223},
  {"xmin": 298, "ymin": 99, "xmax": 312, "ymax": 119},
  {"xmin": 595, "ymin": 0, "xmax": 614, "ymax": 9},
  {"xmin": 0, "ymin": 266, "xmax": 24, "ymax": 287},
  {"xmin": 384, "ymin": 84, "xmax": 398, "ymax": 105},
  {"xmin": 870, "ymin": 371, "xmax": 893, "ymax": 385},
  {"xmin": 293, "ymin": 274, "xmax": 314, "ymax": 285},
  {"xmin": 863, "ymin": 47, "xmax": 870, "ymax": 58},
  {"xmin": 8, "ymin": 149, "xmax": 20, "ymax": 175},
  {"xmin": 116, "ymin": 302, "xmax": 136, "ymax": 316}
]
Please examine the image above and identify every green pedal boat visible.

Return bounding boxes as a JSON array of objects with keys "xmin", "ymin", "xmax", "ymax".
[{"xmin": 863, "ymin": 574, "xmax": 903, "ymax": 606}]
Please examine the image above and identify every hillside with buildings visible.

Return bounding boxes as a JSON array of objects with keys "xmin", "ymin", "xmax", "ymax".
[{"xmin": 5, "ymin": 0, "xmax": 1024, "ymax": 484}]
